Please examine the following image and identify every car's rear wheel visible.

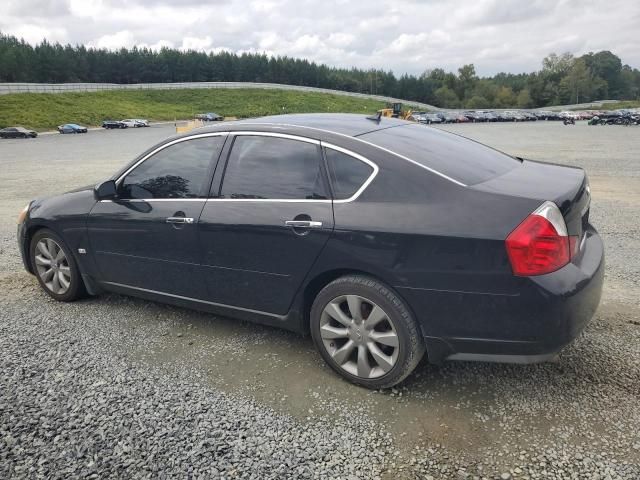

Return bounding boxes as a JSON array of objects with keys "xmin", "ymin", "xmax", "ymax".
[
  {"xmin": 310, "ymin": 275, "xmax": 425, "ymax": 389},
  {"xmin": 30, "ymin": 229, "xmax": 85, "ymax": 302}
]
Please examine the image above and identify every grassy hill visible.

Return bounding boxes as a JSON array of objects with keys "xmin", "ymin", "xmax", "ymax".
[{"xmin": 0, "ymin": 88, "xmax": 391, "ymax": 130}]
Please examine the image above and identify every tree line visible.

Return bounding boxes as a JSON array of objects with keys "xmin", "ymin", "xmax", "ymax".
[{"xmin": 0, "ymin": 33, "xmax": 638, "ymax": 108}]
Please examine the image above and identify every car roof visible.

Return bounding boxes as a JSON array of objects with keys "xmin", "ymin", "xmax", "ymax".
[{"xmin": 223, "ymin": 113, "xmax": 414, "ymax": 137}]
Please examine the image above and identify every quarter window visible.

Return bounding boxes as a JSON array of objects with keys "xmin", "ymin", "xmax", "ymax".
[
  {"xmin": 325, "ymin": 148, "xmax": 374, "ymax": 200},
  {"xmin": 220, "ymin": 136, "xmax": 327, "ymax": 199},
  {"xmin": 119, "ymin": 136, "xmax": 224, "ymax": 199}
]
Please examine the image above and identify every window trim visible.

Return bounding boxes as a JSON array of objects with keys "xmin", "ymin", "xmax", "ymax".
[
  {"xmin": 104, "ymin": 131, "xmax": 379, "ymax": 204},
  {"xmin": 209, "ymin": 133, "xmax": 378, "ymax": 203},
  {"xmin": 321, "ymin": 142, "xmax": 378, "ymax": 204},
  {"xmin": 114, "ymin": 132, "xmax": 229, "ymax": 187},
  {"xmin": 215, "ymin": 132, "xmax": 329, "ymax": 202},
  {"xmin": 227, "ymin": 122, "xmax": 467, "ymax": 187}
]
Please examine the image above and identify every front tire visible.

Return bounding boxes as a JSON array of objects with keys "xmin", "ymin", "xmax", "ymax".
[
  {"xmin": 310, "ymin": 275, "xmax": 425, "ymax": 389},
  {"xmin": 30, "ymin": 229, "xmax": 85, "ymax": 302}
]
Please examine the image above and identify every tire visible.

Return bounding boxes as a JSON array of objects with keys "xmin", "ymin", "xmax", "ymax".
[
  {"xmin": 30, "ymin": 228, "xmax": 86, "ymax": 302},
  {"xmin": 310, "ymin": 275, "xmax": 426, "ymax": 389}
]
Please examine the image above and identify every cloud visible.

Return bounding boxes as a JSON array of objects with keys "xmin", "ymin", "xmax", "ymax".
[
  {"xmin": 3, "ymin": 24, "xmax": 68, "ymax": 44},
  {"xmin": 0, "ymin": 0, "xmax": 638, "ymax": 75},
  {"xmin": 180, "ymin": 36, "xmax": 213, "ymax": 51},
  {"xmin": 91, "ymin": 30, "xmax": 136, "ymax": 49}
]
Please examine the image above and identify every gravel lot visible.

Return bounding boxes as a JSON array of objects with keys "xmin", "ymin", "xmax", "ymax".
[{"xmin": 1, "ymin": 121, "xmax": 639, "ymax": 479}]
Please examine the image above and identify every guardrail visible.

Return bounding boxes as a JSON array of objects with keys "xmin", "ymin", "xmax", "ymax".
[{"xmin": 0, "ymin": 81, "xmax": 439, "ymax": 110}]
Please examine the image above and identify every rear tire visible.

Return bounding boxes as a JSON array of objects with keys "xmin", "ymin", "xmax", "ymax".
[
  {"xmin": 30, "ymin": 229, "xmax": 86, "ymax": 302},
  {"xmin": 310, "ymin": 275, "xmax": 426, "ymax": 389}
]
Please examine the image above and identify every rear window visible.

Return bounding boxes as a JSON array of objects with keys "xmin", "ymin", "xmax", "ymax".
[{"xmin": 360, "ymin": 124, "xmax": 519, "ymax": 185}]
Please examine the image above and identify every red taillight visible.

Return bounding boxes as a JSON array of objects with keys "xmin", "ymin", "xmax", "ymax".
[{"xmin": 506, "ymin": 202, "xmax": 571, "ymax": 276}]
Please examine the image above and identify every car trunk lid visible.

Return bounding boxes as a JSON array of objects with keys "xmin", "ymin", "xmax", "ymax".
[{"xmin": 471, "ymin": 159, "xmax": 590, "ymax": 239}]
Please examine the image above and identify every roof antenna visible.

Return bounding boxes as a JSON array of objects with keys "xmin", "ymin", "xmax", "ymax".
[{"xmin": 366, "ymin": 111, "xmax": 382, "ymax": 122}]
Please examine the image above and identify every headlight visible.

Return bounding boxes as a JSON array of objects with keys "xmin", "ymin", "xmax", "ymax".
[{"xmin": 17, "ymin": 204, "xmax": 29, "ymax": 224}]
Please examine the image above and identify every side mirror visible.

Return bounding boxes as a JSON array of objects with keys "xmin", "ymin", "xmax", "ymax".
[{"xmin": 95, "ymin": 180, "xmax": 117, "ymax": 200}]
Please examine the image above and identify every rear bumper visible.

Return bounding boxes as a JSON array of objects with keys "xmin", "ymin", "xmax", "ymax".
[{"xmin": 399, "ymin": 226, "xmax": 605, "ymax": 363}]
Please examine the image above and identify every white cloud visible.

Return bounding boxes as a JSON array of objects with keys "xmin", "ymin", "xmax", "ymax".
[
  {"xmin": 1, "ymin": 0, "xmax": 638, "ymax": 75},
  {"xmin": 3, "ymin": 24, "xmax": 68, "ymax": 44},
  {"xmin": 181, "ymin": 36, "xmax": 213, "ymax": 51},
  {"xmin": 91, "ymin": 30, "xmax": 136, "ymax": 50}
]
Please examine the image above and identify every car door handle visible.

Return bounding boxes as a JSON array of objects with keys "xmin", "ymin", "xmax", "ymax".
[
  {"xmin": 166, "ymin": 216, "xmax": 194, "ymax": 224},
  {"xmin": 285, "ymin": 220, "xmax": 323, "ymax": 228}
]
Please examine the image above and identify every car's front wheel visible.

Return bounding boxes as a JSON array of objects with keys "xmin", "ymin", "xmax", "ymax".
[
  {"xmin": 310, "ymin": 275, "xmax": 425, "ymax": 389},
  {"xmin": 30, "ymin": 229, "xmax": 85, "ymax": 302}
]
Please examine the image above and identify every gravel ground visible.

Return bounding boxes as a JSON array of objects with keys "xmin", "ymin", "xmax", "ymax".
[{"xmin": 1, "ymin": 122, "xmax": 639, "ymax": 479}]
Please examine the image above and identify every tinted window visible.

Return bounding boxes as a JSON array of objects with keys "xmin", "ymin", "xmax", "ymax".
[
  {"xmin": 119, "ymin": 136, "xmax": 224, "ymax": 199},
  {"xmin": 220, "ymin": 136, "xmax": 327, "ymax": 199},
  {"xmin": 325, "ymin": 148, "xmax": 373, "ymax": 200},
  {"xmin": 360, "ymin": 124, "xmax": 519, "ymax": 185}
]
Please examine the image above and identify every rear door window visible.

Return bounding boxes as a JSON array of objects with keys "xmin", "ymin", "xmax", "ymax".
[
  {"xmin": 220, "ymin": 135, "xmax": 328, "ymax": 199},
  {"xmin": 360, "ymin": 124, "xmax": 520, "ymax": 185}
]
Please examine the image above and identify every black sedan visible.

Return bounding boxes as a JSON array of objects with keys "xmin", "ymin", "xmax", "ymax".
[
  {"xmin": 1, "ymin": 126, "xmax": 38, "ymax": 138},
  {"xmin": 17, "ymin": 114, "xmax": 604, "ymax": 389},
  {"xmin": 58, "ymin": 123, "xmax": 88, "ymax": 134},
  {"xmin": 102, "ymin": 120, "xmax": 127, "ymax": 129}
]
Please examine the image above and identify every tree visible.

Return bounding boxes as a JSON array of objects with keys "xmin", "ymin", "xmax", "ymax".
[
  {"xmin": 559, "ymin": 58, "xmax": 593, "ymax": 104},
  {"xmin": 516, "ymin": 88, "xmax": 533, "ymax": 108},
  {"xmin": 581, "ymin": 50, "xmax": 622, "ymax": 97},
  {"xmin": 542, "ymin": 52, "xmax": 574, "ymax": 79},
  {"xmin": 456, "ymin": 64, "xmax": 477, "ymax": 101},
  {"xmin": 0, "ymin": 32, "xmax": 638, "ymax": 107},
  {"xmin": 466, "ymin": 95, "xmax": 490, "ymax": 109},
  {"xmin": 434, "ymin": 86, "xmax": 460, "ymax": 108},
  {"xmin": 495, "ymin": 86, "xmax": 516, "ymax": 107}
]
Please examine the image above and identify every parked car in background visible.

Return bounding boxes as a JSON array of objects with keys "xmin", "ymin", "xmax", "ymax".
[
  {"xmin": 505, "ymin": 111, "xmax": 526, "ymax": 122},
  {"xmin": 57, "ymin": 124, "xmax": 88, "ymax": 134},
  {"xmin": 0, "ymin": 126, "xmax": 38, "ymax": 138},
  {"xmin": 520, "ymin": 111, "xmax": 538, "ymax": 121},
  {"xmin": 559, "ymin": 111, "xmax": 580, "ymax": 121},
  {"xmin": 102, "ymin": 120, "xmax": 127, "ymax": 129},
  {"xmin": 482, "ymin": 111, "xmax": 499, "ymax": 122},
  {"xmin": 132, "ymin": 119, "xmax": 149, "ymax": 127},
  {"xmin": 456, "ymin": 113, "xmax": 471, "ymax": 123},
  {"xmin": 533, "ymin": 111, "xmax": 554, "ymax": 120},
  {"xmin": 16, "ymin": 113, "xmax": 603, "ymax": 389},
  {"xmin": 408, "ymin": 111, "xmax": 428, "ymax": 122},
  {"xmin": 419, "ymin": 113, "xmax": 444, "ymax": 124},
  {"xmin": 441, "ymin": 112, "xmax": 458, "ymax": 123},
  {"xmin": 463, "ymin": 111, "xmax": 486, "ymax": 122},
  {"xmin": 121, "ymin": 119, "xmax": 147, "ymax": 128},
  {"xmin": 196, "ymin": 113, "xmax": 224, "ymax": 122}
]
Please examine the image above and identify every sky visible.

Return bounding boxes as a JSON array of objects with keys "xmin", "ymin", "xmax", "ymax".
[{"xmin": 2, "ymin": 0, "xmax": 640, "ymax": 76}]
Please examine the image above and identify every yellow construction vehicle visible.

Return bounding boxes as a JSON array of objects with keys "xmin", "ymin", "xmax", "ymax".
[{"xmin": 376, "ymin": 102, "xmax": 414, "ymax": 120}]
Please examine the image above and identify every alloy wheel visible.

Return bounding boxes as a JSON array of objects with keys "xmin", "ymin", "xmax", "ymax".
[
  {"xmin": 319, "ymin": 295, "xmax": 399, "ymax": 379},
  {"xmin": 34, "ymin": 238, "xmax": 71, "ymax": 295}
]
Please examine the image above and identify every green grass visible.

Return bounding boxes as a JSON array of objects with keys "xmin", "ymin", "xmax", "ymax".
[
  {"xmin": 595, "ymin": 100, "xmax": 640, "ymax": 111},
  {"xmin": 0, "ymin": 88, "xmax": 392, "ymax": 130},
  {"xmin": 567, "ymin": 100, "xmax": 640, "ymax": 111}
]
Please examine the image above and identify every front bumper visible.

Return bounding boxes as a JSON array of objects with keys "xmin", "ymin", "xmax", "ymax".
[{"xmin": 17, "ymin": 222, "xmax": 32, "ymax": 273}]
